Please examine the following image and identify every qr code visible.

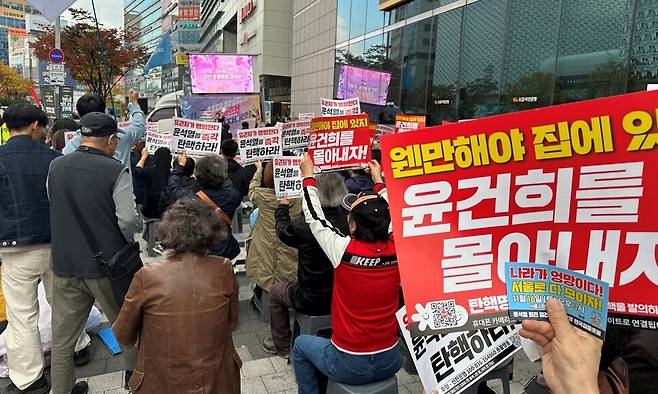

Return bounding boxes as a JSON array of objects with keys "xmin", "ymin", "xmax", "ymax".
[{"xmin": 431, "ymin": 300, "xmax": 458, "ymax": 329}]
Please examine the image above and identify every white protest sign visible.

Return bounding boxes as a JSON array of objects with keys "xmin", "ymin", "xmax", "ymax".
[
  {"xmin": 237, "ymin": 127, "xmax": 282, "ymax": 164},
  {"xmin": 281, "ymin": 120, "xmax": 311, "ymax": 150},
  {"xmin": 145, "ymin": 130, "xmax": 172, "ymax": 154},
  {"xmin": 118, "ymin": 121, "xmax": 131, "ymax": 131},
  {"xmin": 298, "ymin": 113, "xmax": 315, "ymax": 120},
  {"xmin": 64, "ymin": 131, "xmax": 76, "ymax": 145},
  {"xmin": 396, "ymin": 307, "xmax": 521, "ymax": 394},
  {"xmin": 273, "ymin": 156, "xmax": 303, "ymax": 199},
  {"xmin": 170, "ymin": 117, "xmax": 222, "ymax": 157},
  {"xmin": 320, "ymin": 97, "xmax": 360, "ymax": 117}
]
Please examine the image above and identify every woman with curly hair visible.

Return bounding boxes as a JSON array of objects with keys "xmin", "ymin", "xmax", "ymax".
[{"xmin": 113, "ymin": 198, "xmax": 241, "ymax": 394}]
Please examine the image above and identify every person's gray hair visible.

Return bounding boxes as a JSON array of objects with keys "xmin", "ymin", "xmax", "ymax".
[
  {"xmin": 194, "ymin": 155, "xmax": 228, "ymax": 189},
  {"xmin": 315, "ymin": 173, "xmax": 348, "ymax": 208}
]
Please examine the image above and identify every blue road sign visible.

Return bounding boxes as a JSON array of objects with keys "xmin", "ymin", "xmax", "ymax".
[{"xmin": 49, "ymin": 48, "xmax": 64, "ymax": 63}]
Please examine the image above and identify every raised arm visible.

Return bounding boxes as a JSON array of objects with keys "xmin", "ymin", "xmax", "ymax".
[
  {"xmin": 275, "ymin": 198, "xmax": 299, "ymax": 248},
  {"xmin": 300, "ymin": 154, "xmax": 350, "ymax": 268}
]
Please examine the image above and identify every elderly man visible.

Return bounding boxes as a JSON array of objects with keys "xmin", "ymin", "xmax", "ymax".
[{"xmin": 48, "ymin": 112, "xmax": 138, "ymax": 394}]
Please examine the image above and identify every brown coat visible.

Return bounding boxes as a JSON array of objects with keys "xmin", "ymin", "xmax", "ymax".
[
  {"xmin": 113, "ymin": 252, "xmax": 241, "ymax": 394},
  {"xmin": 245, "ymin": 167, "xmax": 302, "ymax": 291}
]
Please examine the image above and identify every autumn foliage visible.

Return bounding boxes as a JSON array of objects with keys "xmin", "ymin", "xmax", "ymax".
[
  {"xmin": 31, "ymin": 9, "xmax": 148, "ymax": 99},
  {"xmin": 0, "ymin": 63, "xmax": 31, "ymax": 102}
]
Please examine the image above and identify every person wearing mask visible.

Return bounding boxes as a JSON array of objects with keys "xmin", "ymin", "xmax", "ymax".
[
  {"xmin": 221, "ymin": 139, "xmax": 250, "ymax": 197},
  {"xmin": 344, "ymin": 168, "xmax": 374, "ymax": 194},
  {"xmin": 113, "ymin": 198, "xmax": 241, "ymax": 393},
  {"xmin": 246, "ymin": 161, "xmax": 302, "ymax": 300},
  {"xmin": 0, "ymin": 104, "xmax": 60, "ymax": 394},
  {"xmin": 47, "ymin": 112, "xmax": 138, "ymax": 394},
  {"xmin": 168, "ymin": 153, "xmax": 242, "ymax": 260},
  {"xmin": 292, "ymin": 155, "xmax": 401, "ymax": 393},
  {"xmin": 159, "ymin": 156, "xmax": 199, "ymax": 214},
  {"xmin": 134, "ymin": 147, "xmax": 172, "ymax": 219},
  {"xmin": 63, "ymin": 90, "xmax": 145, "ymax": 171},
  {"xmin": 262, "ymin": 173, "xmax": 349, "ymax": 358}
]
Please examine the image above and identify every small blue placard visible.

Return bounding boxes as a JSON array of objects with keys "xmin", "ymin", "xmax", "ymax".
[
  {"xmin": 505, "ymin": 262, "xmax": 609, "ymax": 339},
  {"xmin": 97, "ymin": 327, "xmax": 122, "ymax": 355}
]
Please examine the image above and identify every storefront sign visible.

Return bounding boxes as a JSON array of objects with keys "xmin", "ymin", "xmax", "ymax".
[
  {"xmin": 397, "ymin": 307, "xmax": 521, "ymax": 394},
  {"xmin": 273, "ymin": 156, "xmax": 303, "ymax": 199},
  {"xmin": 237, "ymin": 127, "xmax": 282, "ymax": 164},
  {"xmin": 381, "ymin": 90, "xmax": 658, "ymax": 335},
  {"xmin": 309, "ymin": 113, "xmax": 371, "ymax": 172},
  {"xmin": 240, "ymin": 0, "xmax": 256, "ymax": 23},
  {"xmin": 170, "ymin": 117, "xmax": 222, "ymax": 156}
]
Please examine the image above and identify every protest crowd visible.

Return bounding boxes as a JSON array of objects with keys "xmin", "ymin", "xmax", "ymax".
[{"xmin": 0, "ymin": 87, "xmax": 657, "ymax": 394}]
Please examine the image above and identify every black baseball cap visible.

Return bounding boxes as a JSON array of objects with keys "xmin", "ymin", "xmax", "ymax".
[
  {"xmin": 342, "ymin": 191, "xmax": 390, "ymax": 227},
  {"xmin": 79, "ymin": 112, "xmax": 124, "ymax": 137}
]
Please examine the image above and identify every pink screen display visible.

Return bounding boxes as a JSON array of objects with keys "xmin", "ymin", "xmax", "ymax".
[
  {"xmin": 336, "ymin": 64, "xmax": 392, "ymax": 106},
  {"xmin": 189, "ymin": 54, "xmax": 254, "ymax": 94}
]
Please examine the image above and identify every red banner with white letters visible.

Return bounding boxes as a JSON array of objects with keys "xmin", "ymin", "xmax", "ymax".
[
  {"xmin": 381, "ymin": 90, "xmax": 658, "ymax": 336},
  {"xmin": 309, "ymin": 113, "xmax": 371, "ymax": 172}
]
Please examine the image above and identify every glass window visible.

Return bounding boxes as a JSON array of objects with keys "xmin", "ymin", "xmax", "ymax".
[
  {"xmin": 427, "ymin": 8, "xmax": 462, "ymax": 124},
  {"xmin": 349, "ymin": 0, "xmax": 366, "ymax": 38},
  {"xmin": 627, "ymin": 0, "xmax": 658, "ymax": 91},
  {"xmin": 149, "ymin": 107, "xmax": 176, "ymax": 122},
  {"xmin": 365, "ymin": 0, "xmax": 385, "ymax": 34},
  {"xmin": 553, "ymin": 0, "xmax": 634, "ymax": 104},
  {"xmin": 401, "ymin": 20, "xmax": 432, "ymax": 114},
  {"xmin": 337, "ymin": 0, "xmax": 351, "ymax": 44},
  {"xmin": 378, "ymin": 31, "xmax": 403, "ymax": 123},
  {"xmin": 500, "ymin": 0, "xmax": 561, "ymax": 113}
]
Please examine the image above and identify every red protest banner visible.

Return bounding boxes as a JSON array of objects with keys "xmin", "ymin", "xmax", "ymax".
[
  {"xmin": 309, "ymin": 113, "xmax": 371, "ymax": 172},
  {"xmin": 381, "ymin": 90, "xmax": 658, "ymax": 336},
  {"xmin": 395, "ymin": 114, "xmax": 426, "ymax": 133}
]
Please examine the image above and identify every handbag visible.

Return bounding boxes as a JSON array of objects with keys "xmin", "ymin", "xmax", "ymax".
[
  {"xmin": 196, "ymin": 191, "xmax": 233, "ymax": 226},
  {"xmin": 64, "ymin": 187, "xmax": 143, "ymax": 307}
]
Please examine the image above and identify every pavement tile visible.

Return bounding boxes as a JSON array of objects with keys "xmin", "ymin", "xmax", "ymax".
[
  {"xmin": 241, "ymin": 358, "xmax": 276, "ymax": 378},
  {"xmin": 88, "ymin": 371, "xmax": 123, "ymax": 392},
  {"xmin": 106, "ymin": 355, "xmax": 126, "ymax": 374},
  {"xmin": 405, "ymin": 381, "xmax": 424, "ymax": 394},
  {"xmin": 261, "ymin": 371, "xmax": 297, "ymax": 393},
  {"xmin": 270, "ymin": 356, "xmax": 293, "ymax": 374},
  {"xmin": 240, "ymin": 376, "xmax": 267, "ymax": 394},
  {"xmin": 103, "ymin": 389, "xmax": 129, "ymax": 394},
  {"xmin": 75, "ymin": 358, "xmax": 108, "ymax": 379},
  {"xmin": 236, "ymin": 345, "xmax": 254, "ymax": 363},
  {"xmin": 396, "ymin": 370, "xmax": 418, "ymax": 385}
]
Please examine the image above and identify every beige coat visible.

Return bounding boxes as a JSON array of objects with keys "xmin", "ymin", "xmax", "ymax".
[
  {"xmin": 245, "ymin": 167, "xmax": 302, "ymax": 291},
  {"xmin": 113, "ymin": 252, "xmax": 241, "ymax": 394}
]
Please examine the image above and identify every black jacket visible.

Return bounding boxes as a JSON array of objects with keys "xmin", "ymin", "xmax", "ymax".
[
  {"xmin": 0, "ymin": 135, "xmax": 61, "ymax": 246},
  {"xmin": 226, "ymin": 158, "xmax": 250, "ymax": 197},
  {"xmin": 275, "ymin": 204, "xmax": 349, "ymax": 315},
  {"xmin": 159, "ymin": 175, "xmax": 200, "ymax": 215},
  {"xmin": 168, "ymin": 163, "xmax": 242, "ymax": 259}
]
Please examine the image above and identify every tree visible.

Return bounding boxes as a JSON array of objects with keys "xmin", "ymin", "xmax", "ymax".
[
  {"xmin": 0, "ymin": 63, "xmax": 31, "ymax": 103},
  {"xmin": 31, "ymin": 9, "xmax": 148, "ymax": 99}
]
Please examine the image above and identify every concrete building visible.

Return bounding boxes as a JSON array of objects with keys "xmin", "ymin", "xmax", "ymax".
[
  {"xmin": 199, "ymin": 0, "xmax": 294, "ymax": 121},
  {"xmin": 0, "ymin": 0, "xmax": 38, "ymax": 63},
  {"xmin": 291, "ymin": 0, "xmax": 658, "ymax": 125}
]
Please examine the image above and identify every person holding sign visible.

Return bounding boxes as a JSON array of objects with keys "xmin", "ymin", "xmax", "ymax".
[{"xmin": 292, "ymin": 155, "xmax": 401, "ymax": 394}]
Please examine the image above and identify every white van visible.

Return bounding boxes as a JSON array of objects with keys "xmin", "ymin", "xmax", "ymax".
[{"xmin": 146, "ymin": 90, "xmax": 182, "ymax": 123}]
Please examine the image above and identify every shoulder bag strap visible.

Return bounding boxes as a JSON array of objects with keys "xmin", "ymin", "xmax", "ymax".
[{"xmin": 196, "ymin": 190, "xmax": 232, "ymax": 226}]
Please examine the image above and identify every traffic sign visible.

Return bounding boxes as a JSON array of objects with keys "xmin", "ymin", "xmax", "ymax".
[
  {"xmin": 49, "ymin": 48, "xmax": 64, "ymax": 63},
  {"xmin": 47, "ymin": 70, "xmax": 65, "ymax": 86}
]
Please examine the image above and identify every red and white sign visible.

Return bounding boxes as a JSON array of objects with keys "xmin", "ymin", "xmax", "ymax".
[
  {"xmin": 298, "ymin": 113, "xmax": 315, "ymax": 121},
  {"xmin": 240, "ymin": 0, "xmax": 255, "ymax": 23},
  {"xmin": 170, "ymin": 117, "xmax": 222, "ymax": 156},
  {"xmin": 320, "ymin": 97, "xmax": 360, "ymax": 117},
  {"xmin": 395, "ymin": 114, "xmax": 426, "ymax": 133},
  {"xmin": 145, "ymin": 123, "xmax": 172, "ymax": 155},
  {"xmin": 309, "ymin": 113, "xmax": 371, "ymax": 172},
  {"xmin": 237, "ymin": 127, "xmax": 282, "ymax": 164},
  {"xmin": 281, "ymin": 120, "xmax": 311, "ymax": 150},
  {"xmin": 381, "ymin": 90, "xmax": 658, "ymax": 335}
]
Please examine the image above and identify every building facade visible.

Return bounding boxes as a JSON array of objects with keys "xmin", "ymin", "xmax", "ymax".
[
  {"xmin": 199, "ymin": 0, "xmax": 294, "ymax": 121},
  {"xmin": 0, "ymin": 0, "xmax": 38, "ymax": 64},
  {"xmin": 292, "ymin": 0, "xmax": 658, "ymax": 125},
  {"xmin": 124, "ymin": 0, "xmax": 164, "ymax": 107}
]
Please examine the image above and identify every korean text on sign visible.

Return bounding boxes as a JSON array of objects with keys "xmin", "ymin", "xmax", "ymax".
[
  {"xmin": 381, "ymin": 90, "xmax": 658, "ymax": 336},
  {"xmin": 145, "ymin": 124, "xmax": 172, "ymax": 154},
  {"xmin": 505, "ymin": 262, "xmax": 609, "ymax": 339},
  {"xmin": 273, "ymin": 156, "xmax": 303, "ymax": 199},
  {"xmin": 320, "ymin": 97, "xmax": 360, "ymax": 117},
  {"xmin": 395, "ymin": 114, "xmax": 427, "ymax": 133},
  {"xmin": 396, "ymin": 307, "xmax": 521, "ymax": 394},
  {"xmin": 170, "ymin": 117, "xmax": 222, "ymax": 157},
  {"xmin": 237, "ymin": 127, "xmax": 283, "ymax": 164},
  {"xmin": 298, "ymin": 113, "xmax": 315, "ymax": 121},
  {"xmin": 309, "ymin": 113, "xmax": 372, "ymax": 172},
  {"xmin": 281, "ymin": 120, "xmax": 311, "ymax": 150}
]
